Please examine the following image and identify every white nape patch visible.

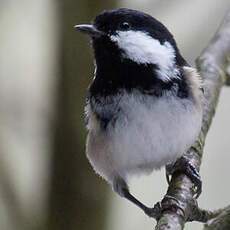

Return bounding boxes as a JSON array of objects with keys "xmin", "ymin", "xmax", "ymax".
[{"xmin": 110, "ymin": 31, "xmax": 180, "ymax": 82}]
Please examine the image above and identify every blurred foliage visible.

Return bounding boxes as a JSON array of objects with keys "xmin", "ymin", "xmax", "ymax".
[{"xmin": 46, "ymin": 1, "xmax": 118, "ymax": 230}]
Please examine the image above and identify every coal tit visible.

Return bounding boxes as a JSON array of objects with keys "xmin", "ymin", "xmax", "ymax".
[{"xmin": 75, "ymin": 8, "xmax": 203, "ymax": 216}]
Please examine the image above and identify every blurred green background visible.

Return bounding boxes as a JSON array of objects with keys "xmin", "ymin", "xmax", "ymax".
[{"xmin": 0, "ymin": 0, "xmax": 229, "ymax": 230}]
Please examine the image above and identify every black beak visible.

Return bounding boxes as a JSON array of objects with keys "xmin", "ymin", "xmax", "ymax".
[{"xmin": 74, "ymin": 24, "xmax": 105, "ymax": 38}]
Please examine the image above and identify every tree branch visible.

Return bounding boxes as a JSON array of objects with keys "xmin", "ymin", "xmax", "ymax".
[
  {"xmin": 155, "ymin": 9, "xmax": 230, "ymax": 230},
  {"xmin": 203, "ymin": 205, "xmax": 230, "ymax": 230}
]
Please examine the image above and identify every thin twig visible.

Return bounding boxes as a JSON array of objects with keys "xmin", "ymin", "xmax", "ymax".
[{"xmin": 203, "ymin": 205, "xmax": 230, "ymax": 230}]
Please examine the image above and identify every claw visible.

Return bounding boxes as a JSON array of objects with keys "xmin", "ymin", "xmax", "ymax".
[
  {"xmin": 166, "ymin": 172, "xmax": 171, "ymax": 184},
  {"xmin": 165, "ymin": 163, "xmax": 174, "ymax": 184},
  {"xmin": 183, "ymin": 160, "xmax": 202, "ymax": 198},
  {"xmin": 165, "ymin": 156, "xmax": 202, "ymax": 198}
]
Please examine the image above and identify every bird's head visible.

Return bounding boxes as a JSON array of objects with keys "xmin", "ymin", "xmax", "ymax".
[{"xmin": 75, "ymin": 8, "xmax": 187, "ymax": 83}]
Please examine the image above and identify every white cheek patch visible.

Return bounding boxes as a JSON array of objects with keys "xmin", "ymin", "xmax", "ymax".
[{"xmin": 110, "ymin": 31, "xmax": 180, "ymax": 82}]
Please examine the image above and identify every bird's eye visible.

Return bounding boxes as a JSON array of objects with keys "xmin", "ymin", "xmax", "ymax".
[{"xmin": 120, "ymin": 22, "xmax": 131, "ymax": 30}]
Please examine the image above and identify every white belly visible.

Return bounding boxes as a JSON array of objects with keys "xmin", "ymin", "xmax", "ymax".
[{"xmin": 86, "ymin": 91, "xmax": 202, "ymax": 183}]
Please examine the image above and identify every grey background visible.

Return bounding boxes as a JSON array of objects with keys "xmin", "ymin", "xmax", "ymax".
[{"xmin": 0, "ymin": 0, "xmax": 229, "ymax": 229}]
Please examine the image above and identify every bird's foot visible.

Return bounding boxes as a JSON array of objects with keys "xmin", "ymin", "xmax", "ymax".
[
  {"xmin": 152, "ymin": 195, "xmax": 203, "ymax": 222},
  {"xmin": 165, "ymin": 155, "xmax": 202, "ymax": 198},
  {"xmin": 142, "ymin": 202, "xmax": 162, "ymax": 219},
  {"xmin": 144, "ymin": 195, "xmax": 191, "ymax": 220},
  {"xmin": 113, "ymin": 176, "xmax": 161, "ymax": 219}
]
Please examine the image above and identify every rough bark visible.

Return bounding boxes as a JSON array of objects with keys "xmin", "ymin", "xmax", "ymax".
[
  {"xmin": 155, "ymin": 9, "xmax": 230, "ymax": 230},
  {"xmin": 203, "ymin": 206, "xmax": 230, "ymax": 230}
]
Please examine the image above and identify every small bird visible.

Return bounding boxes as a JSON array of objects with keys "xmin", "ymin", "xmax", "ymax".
[{"xmin": 75, "ymin": 8, "xmax": 203, "ymax": 216}]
